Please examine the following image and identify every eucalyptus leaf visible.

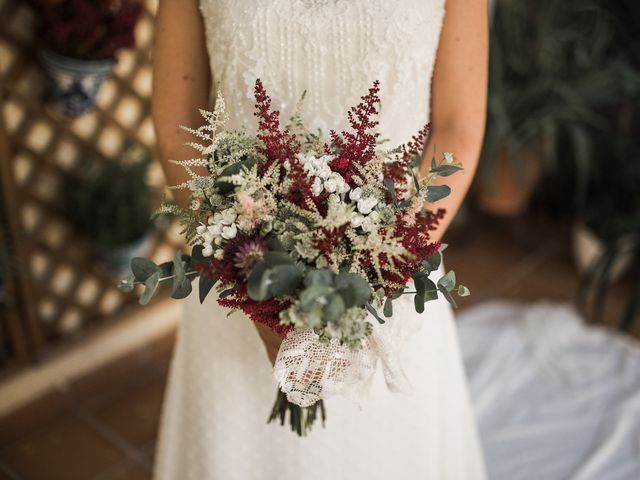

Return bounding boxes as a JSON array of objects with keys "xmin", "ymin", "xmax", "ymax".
[
  {"xmin": 171, "ymin": 252, "xmax": 188, "ymax": 297},
  {"xmin": 335, "ymin": 272, "xmax": 372, "ymax": 308},
  {"xmin": 264, "ymin": 251, "xmax": 296, "ymax": 267},
  {"xmin": 304, "ymin": 269, "xmax": 334, "ymax": 288},
  {"xmin": 383, "ymin": 298, "xmax": 393, "ymax": 317},
  {"xmin": 215, "ymin": 158, "xmax": 256, "ymax": 193},
  {"xmin": 422, "ymin": 251, "xmax": 442, "ymax": 273},
  {"xmin": 158, "ymin": 261, "xmax": 174, "ymax": 286},
  {"xmin": 199, "ymin": 275, "xmax": 218, "ymax": 304},
  {"xmin": 140, "ymin": 271, "xmax": 161, "ymax": 305},
  {"xmin": 413, "ymin": 273, "xmax": 426, "ymax": 297},
  {"xmin": 322, "ymin": 294, "xmax": 345, "ymax": 322},
  {"xmin": 390, "ymin": 288, "xmax": 405, "ymax": 300},
  {"xmin": 437, "ymin": 270, "xmax": 456, "ymax": 292},
  {"xmin": 430, "ymin": 164, "xmax": 463, "ymax": 177},
  {"xmin": 366, "ymin": 303, "xmax": 386, "ymax": 324},
  {"xmin": 171, "ymin": 276, "xmax": 192, "ymax": 299},
  {"xmin": 267, "ymin": 264, "xmax": 303, "ymax": 297},
  {"xmin": 383, "ymin": 178, "xmax": 396, "ymax": 201},
  {"xmin": 438, "ymin": 285, "xmax": 458, "ymax": 308},
  {"xmin": 300, "ymin": 284, "xmax": 334, "ymax": 310},
  {"xmin": 426, "ymin": 185, "xmax": 451, "ymax": 203},
  {"xmin": 266, "ymin": 236, "xmax": 285, "ymax": 252},
  {"xmin": 219, "ymin": 287, "xmax": 235, "ymax": 298},
  {"xmin": 191, "ymin": 244, "xmax": 205, "ymax": 263},
  {"xmin": 423, "ymin": 278, "xmax": 439, "ymax": 301},
  {"xmin": 457, "ymin": 284, "xmax": 471, "ymax": 297},
  {"xmin": 131, "ymin": 257, "xmax": 161, "ymax": 282},
  {"xmin": 414, "ymin": 293, "xmax": 425, "ymax": 313},
  {"xmin": 118, "ymin": 275, "xmax": 135, "ymax": 293},
  {"xmin": 247, "ymin": 262, "xmax": 270, "ymax": 301}
]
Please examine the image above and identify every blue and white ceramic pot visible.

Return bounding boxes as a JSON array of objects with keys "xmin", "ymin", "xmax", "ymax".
[{"xmin": 39, "ymin": 49, "xmax": 115, "ymax": 118}]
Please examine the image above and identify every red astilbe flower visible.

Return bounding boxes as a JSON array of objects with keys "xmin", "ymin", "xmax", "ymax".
[
  {"xmin": 312, "ymin": 224, "xmax": 350, "ymax": 264},
  {"xmin": 253, "ymin": 79, "xmax": 300, "ymax": 173},
  {"xmin": 327, "ymin": 81, "xmax": 381, "ymax": 178},
  {"xmin": 283, "ymin": 155, "xmax": 320, "ymax": 213},
  {"xmin": 217, "ymin": 286, "xmax": 292, "ymax": 336},
  {"xmin": 376, "ymin": 207, "xmax": 445, "ymax": 293},
  {"xmin": 384, "ymin": 123, "xmax": 432, "ymax": 185}
]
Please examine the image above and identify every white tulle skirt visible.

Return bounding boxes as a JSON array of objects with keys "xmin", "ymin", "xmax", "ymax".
[{"xmin": 154, "ymin": 276, "xmax": 487, "ymax": 479}]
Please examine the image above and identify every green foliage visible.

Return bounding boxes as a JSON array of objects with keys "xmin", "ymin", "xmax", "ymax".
[
  {"xmin": 247, "ymin": 252, "xmax": 303, "ymax": 301},
  {"xmin": 577, "ymin": 132, "xmax": 640, "ymax": 329},
  {"xmin": 66, "ymin": 146, "xmax": 152, "ymax": 249},
  {"xmin": 118, "ymin": 248, "xmax": 206, "ymax": 306},
  {"xmin": 482, "ymin": 0, "xmax": 640, "ymax": 198}
]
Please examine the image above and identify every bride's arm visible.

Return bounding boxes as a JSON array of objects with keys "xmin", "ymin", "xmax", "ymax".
[
  {"xmin": 419, "ymin": 0, "xmax": 489, "ymax": 241},
  {"xmin": 152, "ymin": 0, "xmax": 211, "ymax": 208}
]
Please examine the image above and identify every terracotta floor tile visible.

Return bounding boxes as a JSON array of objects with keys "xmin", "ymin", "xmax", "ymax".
[
  {"xmin": 95, "ymin": 460, "xmax": 151, "ymax": 480},
  {"xmin": 91, "ymin": 375, "xmax": 167, "ymax": 450},
  {"xmin": 0, "ymin": 390, "xmax": 71, "ymax": 449},
  {"xmin": 0, "ymin": 462, "xmax": 20, "ymax": 480},
  {"xmin": 110, "ymin": 463, "xmax": 151, "ymax": 480},
  {"xmin": 147, "ymin": 331, "xmax": 176, "ymax": 377},
  {"xmin": 68, "ymin": 350, "xmax": 159, "ymax": 410},
  {"xmin": 0, "ymin": 415, "xmax": 124, "ymax": 480}
]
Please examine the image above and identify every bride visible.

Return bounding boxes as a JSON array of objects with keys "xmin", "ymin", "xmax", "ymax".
[{"xmin": 151, "ymin": 0, "xmax": 488, "ymax": 478}]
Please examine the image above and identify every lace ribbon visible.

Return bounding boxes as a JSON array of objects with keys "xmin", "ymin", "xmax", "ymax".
[{"xmin": 273, "ymin": 290, "xmax": 423, "ymax": 407}]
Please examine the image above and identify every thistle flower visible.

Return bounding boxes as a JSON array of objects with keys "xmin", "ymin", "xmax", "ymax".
[{"xmin": 233, "ymin": 238, "xmax": 268, "ymax": 276}]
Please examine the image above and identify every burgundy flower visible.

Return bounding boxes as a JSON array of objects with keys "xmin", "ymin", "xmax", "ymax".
[{"xmin": 233, "ymin": 238, "xmax": 268, "ymax": 277}]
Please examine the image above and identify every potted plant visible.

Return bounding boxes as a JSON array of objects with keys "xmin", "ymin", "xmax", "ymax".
[
  {"xmin": 33, "ymin": 0, "xmax": 143, "ymax": 117},
  {"xmin": 66, "ymin": 144, "xmax": 153, "ymax": 276},
  {"xmin": 477, "ymin": 0, "xmax": 640, "ymax": 216},
  {"xmin": 574, "ymin": 127, "xmax": 640, "ymax": 329}
]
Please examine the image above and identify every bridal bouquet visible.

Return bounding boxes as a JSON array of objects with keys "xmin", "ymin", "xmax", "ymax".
[{"xmin": 119, "ymin": 80, "xmax": 469, "ymax": 435}]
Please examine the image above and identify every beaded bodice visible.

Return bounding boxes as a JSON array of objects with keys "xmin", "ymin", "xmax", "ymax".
[{"xmin": 199, "ymin": 0, "xmax": 445, "ymax": 145}]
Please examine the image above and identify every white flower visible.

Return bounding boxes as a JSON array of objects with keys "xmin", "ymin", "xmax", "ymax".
[
  {"xmin": 196, "ymin": 224, "xmax": 207, "ymax": 235},
  {"xmin": 311, "ymin": 177, "xmax": 323, "ymax": 196},
  {"xmin": 349, "ymin": 187, "xmax": 362, "ymax": 202},
  {"xmin": 214, "ymin": 236, "xmax": 223, "ymax": 246},
  {"xmin": 214, "ymin": 249, "xmax": 225, "ymax": 260},
  {"xmin": 220, "ymin": 209, "xmax": 237, "ymax": 225},
  {"xmin": 317, "ymin": 164, "xmax": 332, "ymax": 180},
  {"xmin": 221, "ymin": 223, "xmax": 238, "ymax": 240},
  {"xmin": 361, "ymin": 215, "xmax": 378, "ymax": 232},
  {"xmin": 357, "ymin": 197, "xmax": 378, "ymax": 215},
  {"xmin": 337, "ymin": 180, "xmax": 350, "ymax": 194},
  {"xmin": 324, "ymin": 177, "xmax": 338, "ymax": 193},
  {"xmin": 211, "ymin": 212, "xmax": 222, "ymax": 224},
  {"xmin": 208, "ymin": 224, "xmax": 222, "ymax": 236},
  {"xmin": 443, "ymin": 152, "xmax": 454, "ymax": 163},
  {"xmin": 202, "ymin": 231, "xmax": 214, "ymax": 243},
  {"xmin": 368, "ymin": 210, "xmax": 380, "ymax": 222},
  {"xmin": 202, "ymin": 244, "xmax": 214, "ymax": 257},
  {"xmin": 351, "ymin": 212, "xmax": 365, "ymax": 228}
]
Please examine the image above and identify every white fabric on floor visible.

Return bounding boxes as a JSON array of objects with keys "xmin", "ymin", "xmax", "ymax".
[{"xmin": 458, "ymin": 302, "xmax": 640, "ymax": 480}]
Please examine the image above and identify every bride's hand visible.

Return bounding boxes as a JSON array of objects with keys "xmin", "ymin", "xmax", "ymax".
[{"xmin": 253, "ymin": 322, "xmax": 283, "ymax": 366}]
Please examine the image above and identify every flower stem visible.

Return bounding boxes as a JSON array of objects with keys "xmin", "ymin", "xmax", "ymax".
[{"xmin": 267, "ymin": 389, "xmax": 326, "ymax": 437}]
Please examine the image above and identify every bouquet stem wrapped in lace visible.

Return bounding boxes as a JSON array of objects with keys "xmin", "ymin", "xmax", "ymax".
[{"xmin": 119, "ymin": 80, "xmax": 469, "ymax": 436}]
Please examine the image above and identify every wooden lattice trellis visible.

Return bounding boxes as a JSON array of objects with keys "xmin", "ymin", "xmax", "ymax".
[{"xmin": 0, "ymin": 0, "xmax": 184, "ymax": 373}]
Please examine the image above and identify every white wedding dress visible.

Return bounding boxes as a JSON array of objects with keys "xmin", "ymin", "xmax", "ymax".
[{"xmin": 154, "ymin": 1, "xmax": 487, "ymax": 478}]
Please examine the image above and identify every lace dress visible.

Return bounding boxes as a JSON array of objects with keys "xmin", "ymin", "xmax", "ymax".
[{"xmin": 154, "ymin": 1, "xmax": 487, "ymax": 478}]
